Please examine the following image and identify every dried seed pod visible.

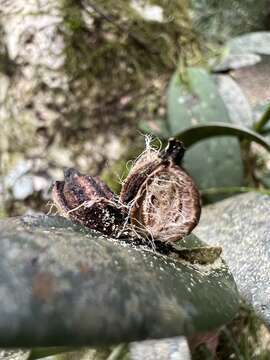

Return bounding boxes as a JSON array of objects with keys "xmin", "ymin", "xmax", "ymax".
[
  {"xmin": 52, "ymin": 168, "xmax": 126, "ymax": 236},
  {"xmin": 120, "ymin": 139, "xmax": 201, "ymax": 243},
  {"xmin": 52, "ymin": 138, "xmax": 201, "ymax": 244}
]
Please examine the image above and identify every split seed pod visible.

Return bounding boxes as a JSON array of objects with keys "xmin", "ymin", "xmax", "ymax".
[
  {"xmin": 52, "ymin": 138, "xmax": 201, "ymax": 243},
  {"xmin": 52, "ymin": 168, "xmax": 126, "ymax": 236},
  {"xmin": 120, "ymin": 139, "xmax": 201, "ymax": 243}
]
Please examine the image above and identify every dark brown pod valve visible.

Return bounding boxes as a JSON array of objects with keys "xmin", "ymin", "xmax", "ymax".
[{"xmin": 52, "ymin": 168, "xmax": 126, "ymax": 237}]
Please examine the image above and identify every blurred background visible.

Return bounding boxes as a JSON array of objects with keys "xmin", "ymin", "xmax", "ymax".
[
  {"xmin": 1, "ymin": 0, "xmax": 269, "ymax": 217},
  {"xmin": 1, "ymin": 1, "xmax": 270, "ymax": 358}
]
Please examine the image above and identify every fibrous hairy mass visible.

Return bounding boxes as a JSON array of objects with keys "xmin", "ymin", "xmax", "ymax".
[{"xmin": 52, "ymin": 138, "xmax": 201, "ymax": 243}]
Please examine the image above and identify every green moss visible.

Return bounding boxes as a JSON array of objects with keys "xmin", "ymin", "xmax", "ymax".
[
  {"xmin": 62, "ymin": 0, "xmax": 201, "ymax": 81},
  {"xmin": 62, "ymin": 0, "xmax": 84, "ymax": 32},
  {"xmin": 57, "ymin": 0, "xmax": 203, "ymax": 149}
]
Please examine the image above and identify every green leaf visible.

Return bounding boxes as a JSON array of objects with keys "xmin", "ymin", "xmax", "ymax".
[
  {"xmin": 176, "ymin": 123, "xmax": 269, "ymax": 195},
  {"xmin": 0, "ymin": 215, "xmax": 239, "ymax": 347},
  {"xmin": 215, "ymin": 75, "xmax": 253, "ymax": 127},
  {"xmin": 175, "ymin": 123, "xmax": 270, "ymax": 152},
  {"xmin": 228, "ymin": 31, "xmax": 270, "ymax": 55},
  {"xmin": 167, "ymin": 67, "xmax": 230, "ymax": 135},
  {"xmin": 168, "ymin": 68, "xmax": 244, "ymax": 189},
  {"xmin": 167, "ymin": 68, "xmax": 249, "ymax": 193},
  {"xmin": 213, "ymin": 53, "xmax": 261, "ymax": 72}
]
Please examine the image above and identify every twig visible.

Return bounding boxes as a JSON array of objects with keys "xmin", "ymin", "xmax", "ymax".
[
  {"xmin": 240, "ymin": 139, "xmax": 256, "ymax": 187},
  {"xmin": 253, "ymin": 103, "xmax": 270, "ymax": 133}
]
